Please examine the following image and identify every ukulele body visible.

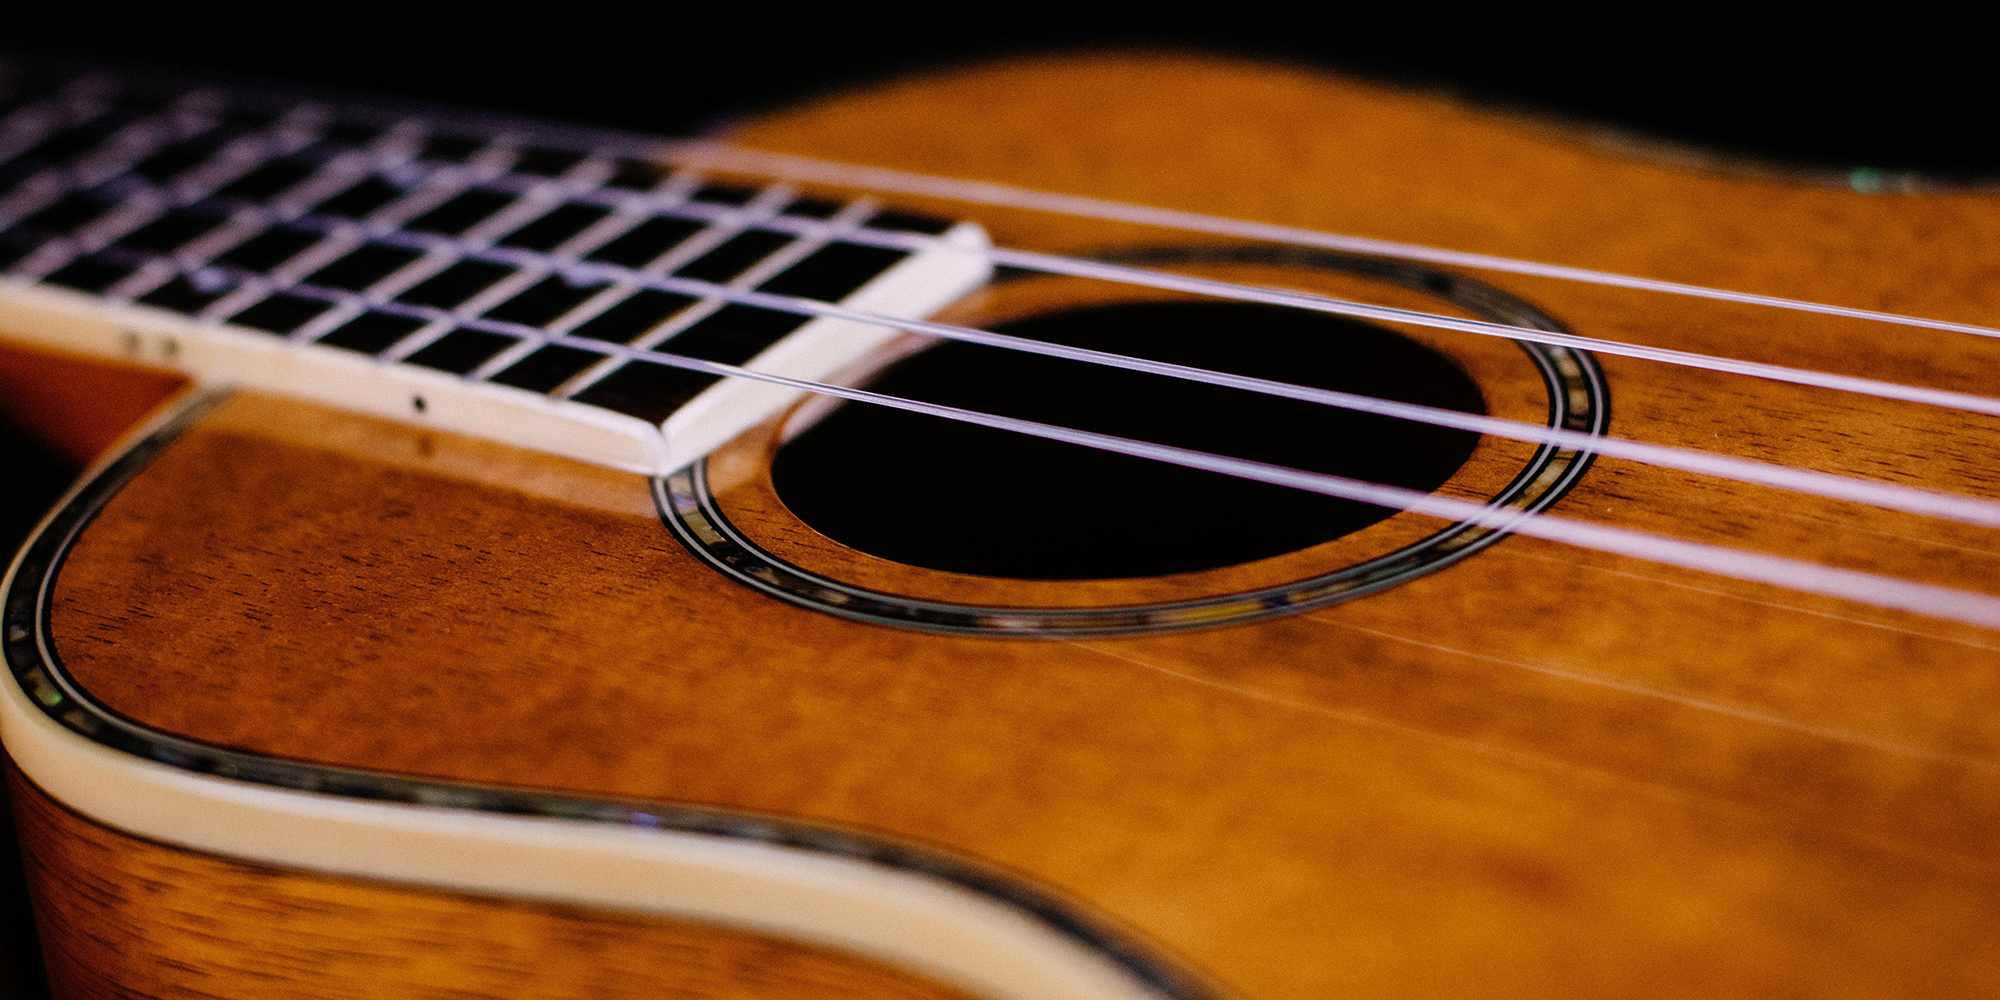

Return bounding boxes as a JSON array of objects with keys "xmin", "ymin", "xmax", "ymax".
[{"xmin": 5, "ymin": 54, "xmax": 2000, "ymax": 999}]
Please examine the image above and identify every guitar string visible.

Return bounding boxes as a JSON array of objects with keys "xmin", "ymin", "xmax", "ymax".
[
  {"xmin": 669, "ymin": 144, "xmax": 2000, "ymax": 341},
  {"xmin": 77, "ymin": 167, "xmax": 2000, "ymax": 537},
  {"xmin": 398, "ymin": 172, "xmax": 2000, "ymax": 529},
  {"xmin": 129, "ymin": 117, "xmax": 2000, "ymax": 426},
  {"xmin": 497, "ymin": 332, "xmax": 2000, "ymax": 632},
  {"xmin": 215, "ymin": 205, "xmax": 2000, "ymax": 531},
  {"xmin": 9, "ymin": 102, "xmax": 2000, "ymax": 536},
  {"xmin": 13, "ymin": 93, "xmax": 2000, "ymax": 423},
  {"xmin": 15, "ymin": 88, "xmax": 2000, "ymax": 852},
  {"xmin": 427, "ymin": 162, "xmax": 2000, "ymax": 424},
  {"xmin": 819, "ymin": 228, "xmax": 2000, "ymax": 418},
  {"xmin": 7, "ymin": 84, "xmax": 2000, "ymax": 621},
  {"xmin": 13, "ymin": 73, "xmax": 2000, "ymax": 351},
  {"xmin": 7, "ymin": 96, "xmax": 1987, "ymax": 538},
  {"xmin": 316, "ymin": 229, "xmax": 2000, "ymax": 628},
  {"xmin": 687, "ymin": 285, "xmax": 2000, "ymax": 531},
  {"xmin": 12, "ymin": 74, "xmax": 2000, "ymax": 898},
  {"xmin": 165, "ymin": 231, "xmax": 2000, "ymax": 536},
  {"xmin": 391, "ymin": 172, "xmax": 2000, "ymax": 421}
]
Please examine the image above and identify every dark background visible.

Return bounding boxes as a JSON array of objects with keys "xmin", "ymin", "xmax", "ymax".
[
  {"xmin": 8, "ymin": 5, "xmax": 1997, "ymax": 174},
  {"xmin": 0, "ymin": 4, "xmax": 1992, "ymax": 994}
]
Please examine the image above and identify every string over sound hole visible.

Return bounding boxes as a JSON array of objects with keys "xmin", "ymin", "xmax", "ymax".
[{"xmin": 771, "ymin": 301, "xmax": 1486, "ymax": 580}]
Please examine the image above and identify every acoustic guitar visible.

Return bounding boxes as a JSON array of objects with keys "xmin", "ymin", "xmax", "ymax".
[{"xmin": 0, "ymin": 50, "xmax": 1996, "ymax": 999}]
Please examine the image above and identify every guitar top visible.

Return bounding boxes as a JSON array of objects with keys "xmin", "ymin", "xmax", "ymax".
[{"xmin": 2, "ymin": 52, "xmax": 1999, "ymax": 999}]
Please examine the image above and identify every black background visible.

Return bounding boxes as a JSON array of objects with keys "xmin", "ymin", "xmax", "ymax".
[
  {"xmin": 0, "ymin": 3, "xmax": 1992, "ymax": 994},
  {"xmin": 6, "ymin": 5, "xmax": 1996, "ymax": 173}
]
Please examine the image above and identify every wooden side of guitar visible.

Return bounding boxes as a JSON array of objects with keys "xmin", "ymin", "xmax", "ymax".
[
  {"xmin": 7, "ymin": 763, "xmax": 978, "ymax": 1000},
  {"xmin": 4, "ymin": 54, "xmax": 2000, "ymax": 999}
]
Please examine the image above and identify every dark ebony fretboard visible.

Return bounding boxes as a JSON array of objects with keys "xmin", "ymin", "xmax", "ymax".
[{"xmin": 0, "ymin": 57, "xmax": 989, "ymax": 472}]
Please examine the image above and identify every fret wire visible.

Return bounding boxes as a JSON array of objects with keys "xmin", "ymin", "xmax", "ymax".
[
  {"xmin": 0, "ymin": 98, "xmax": 54, "ymax": 143},
  {"xmin": 1, "ymin": 111, "xmax": 175, "ymax": 279},
  {"xmin": 90, "ymin": 114, "xmax": 1969, "ymax": 431},
  {"xmin": 544, "ymin": 207, "xmax": 646, "ymax": 262},
  {"xmin": 31, "ymin": 88, "xmax": 1984, "ymax": 440},
  {"xmin": 155, "ymin": 228, "xmax": 2000, "ymax": 538},
  {"xmin": 30, "ymin": 72, "xmax": 1987, "ymax": 627},
  {"xmin": 71, "ymin": 189, "xmax": 166, "ymax": 255},
  {"xmin": 710, "ymin": 190, "xmax": 862, "ymax": 287},
  {"xmin": 199, "ymin": 254, "xmax": 1988, "ymax": 627},
  {"xmin": 1, "ymin": 96, "xmax": 310, "ymax": 283},
  {"xmin": 13, "ymin": 151, "xmax": 1980, "ymax": 450},
  {"xmin": 106, "ymin": 259, "xmax": 178, "ymax": 303},
  {"xmin": 674, "ymin": 143, "xmax": 2000, "ymax": 342},
  {"xmin": 452, "ymin": 267, "xmax": 549, "ymax": 324},
  {"xmin": 273, "ymin": 152, "xmax": 377, "ymax": 215},
  {"xmin": 0, "ymin": 172, "xmax": 66, "ymax": 237},
  {"xmin": 373, "ymin": 248, "xmax": 462, "ymax": 303},
  {"xmin": 156, "ymin": 148, "xmax": 2000, "ymax": 432},
  {"xmin": 192, "ymin": 172, "xmax": 2000, "ymax": 534},
  {"xmin": 364, "ymin": 170, "xmax": 476, "ymax": 231},
  {"xmin": 646, "ymin": 180, "xmax": 789, "ymax": 273},
  {"xmin": 200, "ymin": 279, "xmax": 287, "ymax": 327},
  {"xmin": 643, "ymin": 185, "xmax": 823, "ymax": 324},
  {"xmin": 5, "ymin": 65, "xmax": 2000, "ymax": 545},
  {"xmin": 379, "ymin": 315, "xmax": 460, "ymax": 363},
  {"xmin": 506, "ymin": 175, "xmax": 705, "ymax": 385},
  {"xmin": 555, "ymin": 157, "xmax": 616, "ymax": 190},
  {"xmin": 15, "ymin": 134, "xmax": 1997, "ymax": 536},
  {"xmin": 603, "ymin": 191, "xmax": 862, "ymax": 360},
  {"xmin": 553, "ymin": 182, "xmax": 799, "ymax": 399},
  {"xmin": 543, "ymin": 174, "xmax": 750, "ymax": 351},
  {"xmin": 290, "ymin": 298, "xmax": 370, "ymax": 344},
  {"xmin": 190, "ymin": 212, "xmax": 274, "ymax": 263},
  {"xmin": 546, "ymin": 282, "xmax": 651, "ymax": 338},
  {"xmin": 69, "ymin": 119, "xmax": 165, "ymax": 189},
  {"xmin": 465, "ymin": 324, "xmax": 551, "ymax": 382},
  {"xmin": 459, "ymin": 187, "xmax": 564, "ymax": 245},
  {"xmin": 165, "ymin": 123, "xmax": 295, "ymax": 204},
  {"xmin": 0, "ymin": 76, "xmax": 1979, "ymax": 310},
  {"xmin": 0, "ymin": 98, "xmax": 86, "ymax": 164}
]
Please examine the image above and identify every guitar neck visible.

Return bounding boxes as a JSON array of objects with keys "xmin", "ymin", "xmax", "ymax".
[{"xmin": 0, "ymin": 57, "xmax": 989, "ymax": 473}]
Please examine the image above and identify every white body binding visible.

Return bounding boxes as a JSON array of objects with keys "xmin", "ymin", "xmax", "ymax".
[
  {"xmin": 0, "ymin": 654, "xmax": 1159, "ymax": 1000},
  {"xmin": 0, "ymin": 265, "xmax": 1185, "ymax": 998},
  {"xmin": 0, "ymin": 219, "xmax": 991, "ymax": 474},
  {"xmin": 0, "ymin": 206, "xmax": 1176, "ymax": 998}
]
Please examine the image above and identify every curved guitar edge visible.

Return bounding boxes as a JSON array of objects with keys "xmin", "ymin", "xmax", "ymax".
[{"xmin": 0, "ymin": 390, "xmax": 1212, "ymax": 1000}]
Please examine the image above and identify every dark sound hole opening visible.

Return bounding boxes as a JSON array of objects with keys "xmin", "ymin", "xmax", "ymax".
[{"xmin": 771, "ymin": 300, "xmax": 1487, "ymax": 580}]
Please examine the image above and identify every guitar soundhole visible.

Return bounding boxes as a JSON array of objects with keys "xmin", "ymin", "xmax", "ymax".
[{"xmin": 771, "ymin": 301, "xmax": 1485, "ymax": 579}]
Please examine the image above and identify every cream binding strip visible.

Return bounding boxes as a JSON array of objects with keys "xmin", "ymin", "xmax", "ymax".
[
  {"xmin": 0, "ymin": 698, "xmax": 1162, "ymax": 1000},
  {"xmin": 0, "ymin": 392, "xmax": 1197, "ymax": 1000},
  {"xmin": 0, "ymin": 224, "xmax": 990, "ymax": 475}
]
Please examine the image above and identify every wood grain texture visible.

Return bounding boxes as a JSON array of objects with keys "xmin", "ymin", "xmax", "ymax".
[
  {"xmin": 8, "ymin": 765, "xmax": 976, "ymax": 1000},
  {"xmin": 18, "ymin": 54, "xmax": 2000, "ymax": 999}
]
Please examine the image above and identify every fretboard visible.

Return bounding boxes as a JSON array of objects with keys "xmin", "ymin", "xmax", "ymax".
[{"xmin": 0, "ymin": 57, "xmax": 989, "ymax": 472}]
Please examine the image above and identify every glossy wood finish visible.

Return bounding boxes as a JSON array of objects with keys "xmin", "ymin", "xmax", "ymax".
[
  {"xmin": 15, "ymin": 54, "xmax": 2000, "ymax": 998},
  {"xmin": 7, "ymin": 766, "xmax": 976, "ymax": 1000}
]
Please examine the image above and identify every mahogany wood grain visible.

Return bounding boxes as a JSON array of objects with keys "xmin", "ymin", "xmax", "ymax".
[
  {"xmin": 8, "ymin": 766, "xmax": 976, "ymax": 1000},
  {"xmin": 13, "ymin": 53, "xmax": 2000, "ymax": 999},
  {"xmin": 44, "ymin": 383, "xmax": 2000, "ymax": 1000}
]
